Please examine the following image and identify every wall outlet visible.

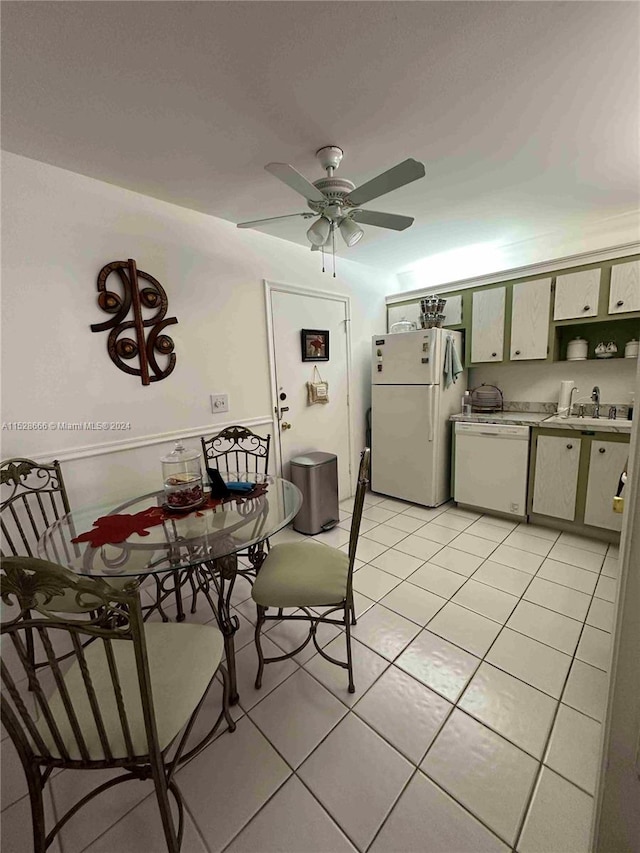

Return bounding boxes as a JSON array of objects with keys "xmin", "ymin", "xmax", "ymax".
[{"xmin": 210, "ymin": 394, "xmax": 229, "ymax": 414}]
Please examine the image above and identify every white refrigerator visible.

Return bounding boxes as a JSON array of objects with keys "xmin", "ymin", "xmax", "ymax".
[{"xmin": 371, "ymin": 327, "xmax": 465, "ymax": 507}]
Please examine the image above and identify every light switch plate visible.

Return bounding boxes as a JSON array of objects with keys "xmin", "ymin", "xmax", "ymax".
[{"xmin": 210, "ymin": 394, "xmax": 229, "ymax": 414}]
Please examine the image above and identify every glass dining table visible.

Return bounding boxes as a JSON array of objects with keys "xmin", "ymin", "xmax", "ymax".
[{"xmin": 37, "ymin": 475, "xmax": 303, "ymax": 703}]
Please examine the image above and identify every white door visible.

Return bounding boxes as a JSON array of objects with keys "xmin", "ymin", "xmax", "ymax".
[
  {"xmin": 371, "ymin": 384, "xmax": 438, "ymax": 505},
  {"xmin": 269, "ymin": 288, "xmax": 352, "ymax": 500},
  {"xmin": 608, "ymin": 260, "xmax": 640, "ymax": 315},
  {"xmin": 584, "ymin": 439, "xmax": 628, "ymax": 531},
  {"xmin": 471, "ymin": 287, "xmax": 506, "ymax": 363},
  {"xmin": 532, "ymin": 435, "xmax": 581, "ymax": 520},
  {"xmin": 553, "ymin": 270, "xmax": 600, "ymax": 320},
  {"xmin": 510, "ymin": 278, "xmax": 551, "ymax": 360}
]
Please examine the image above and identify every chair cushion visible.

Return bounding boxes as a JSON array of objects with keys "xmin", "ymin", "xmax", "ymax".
[
  {"xmin": 37, "ymin": 577, "xmax": 132, "ymax": 614},
  {"xmin": 37, "ymin": 622, "xmax": 223, "ymax": 760},
  {"xmin": 251, "ymin": 542, "xmax": 349, "ymax": 608}
]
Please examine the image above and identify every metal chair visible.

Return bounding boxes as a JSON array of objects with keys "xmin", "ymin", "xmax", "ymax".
[
  {"xmin": 1, "ymin": 457, "xmax": 130, "ymax": 620},
  {"xmin": 1, "ymin": 556, "xmax": 235, "ymax": 853},
  {"xmin": 202, "ymin": 424, "xmax": 272, "ymax": 569},
  {"xmin": 251, "ymin": 448, "xmax": 370, "ymax": 694},
  {"xmin": 1, "ymin": 458, "xmax": 70, "ymax": 560}
]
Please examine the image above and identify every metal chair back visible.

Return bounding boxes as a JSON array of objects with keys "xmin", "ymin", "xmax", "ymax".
[
  {"xmin": 201, "ymin": 426, "xmax": 270, "ymax": 477},
  {"xmin": 1, "ymin": 458, "xmax": 70, "ymax": 559},
  {"xmin": 1, "ymin": 558, "xmax": 158, "ymax": 770},
  {"xmin": 346, "ymin": 448, "xmax": 371, "ymax": 592}
]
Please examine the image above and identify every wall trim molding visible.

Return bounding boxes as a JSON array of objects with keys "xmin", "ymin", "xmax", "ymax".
[
  {"xmin": 387, "ymin": 241, "xmax": 640, "ymax": 304},
  {"xmin": 32, "ymin": 416, "xmax": 273, "ymax": 465}
]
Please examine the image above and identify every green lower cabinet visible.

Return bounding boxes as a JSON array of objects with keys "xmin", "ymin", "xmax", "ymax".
[{"xmin": 528, "ymin": 428, "xmax": 629, "ymax": 540}]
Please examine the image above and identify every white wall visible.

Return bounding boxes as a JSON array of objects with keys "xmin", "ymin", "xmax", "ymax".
[
  {"xmin": 1, "ymin": 153, "xmax": 392, "ymax": 505},
  {"xmin": 470, "ymin": 359, "xmax": 639, "ymax": 407},
  {"xmin": 395, "ymin": 210, "xmax": 640, "ymax": 293}
]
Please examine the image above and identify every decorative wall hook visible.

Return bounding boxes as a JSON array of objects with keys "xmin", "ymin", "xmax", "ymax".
[{"xmin": 91, "ymin": 259, "xmax": 178, "ymax": 385}]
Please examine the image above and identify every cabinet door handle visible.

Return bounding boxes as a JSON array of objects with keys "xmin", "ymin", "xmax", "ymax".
[
  {"xmin": 583, "ymin": 305, "xmax": 591, "ymax": 311},
  {"xmin": 617, "ymin": 300, "xmax": 624, "ymax": 307},
  {"xmin": 491, "ymin": 352, "xmax": 497, "ymax": 358},
  {"xmin": 599, "ymin": 447, "xmax": 606, "ymax": 453},
  {"xmin": 515, "ymin": 350, "xmax": 521, "ymax": 356},
  {"xmin": 567, "ymin": 443, "xmax": 573, "ymax": 449}
]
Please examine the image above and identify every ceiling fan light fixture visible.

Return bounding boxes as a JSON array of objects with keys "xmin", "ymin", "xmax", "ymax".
[
  {"xmin": 339, "ymin": 217, "xmax": 364, "ymax": 247},
  {"xmin": 306, "ymin": 216, "xmax": 332, "ymax": 246}
]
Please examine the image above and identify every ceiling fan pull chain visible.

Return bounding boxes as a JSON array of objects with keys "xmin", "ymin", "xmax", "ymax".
[
  {"xmin": 332, "ymin": 223, "xmax": 336, "ymax": 277},
  {"xmin": 321, "ymin": 243, "xmax": 325, "ymax": 274}
]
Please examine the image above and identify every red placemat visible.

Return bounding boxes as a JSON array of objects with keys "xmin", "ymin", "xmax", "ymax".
[{"xmin": 71, "ymin": 482, "xmax": 269, "ymax": 548}]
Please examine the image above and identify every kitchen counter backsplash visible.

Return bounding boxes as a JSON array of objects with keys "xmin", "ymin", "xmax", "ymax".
[{"xmin": 502, "ymin": 401, "xmax": 631, "ymax": 417}]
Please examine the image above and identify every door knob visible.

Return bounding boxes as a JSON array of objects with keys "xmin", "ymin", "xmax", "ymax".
[{"xmin": 281, "ymin": 422, "xmax": 292, "ymax": 431}]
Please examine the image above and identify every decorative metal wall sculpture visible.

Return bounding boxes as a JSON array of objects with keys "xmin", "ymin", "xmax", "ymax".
[{"xmin": 91, "ymin": 259, "xmax": 178, "ymax": 385}]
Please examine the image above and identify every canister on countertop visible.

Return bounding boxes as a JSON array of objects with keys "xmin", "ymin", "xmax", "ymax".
[{"xmin": 625, "ymin": 339, "xmax": 639, "ymax": 359}]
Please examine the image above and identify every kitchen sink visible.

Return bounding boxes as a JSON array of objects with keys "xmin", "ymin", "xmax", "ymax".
[{"xmin": 545, "ymin": 416, "xmax": 632, "ymax": 430}]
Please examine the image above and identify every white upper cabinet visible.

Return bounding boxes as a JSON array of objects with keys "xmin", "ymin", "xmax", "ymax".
[
  {"xmin": 608, "ymin": 260, "xmax": 640, "ymax": 315},
  {"xmin": 510, "ymin": 278, "xmax": 551, "ymax": 360},
  {"xmin": 584, "ymin": 439, "xmax": 628, "ymax": 531},
  {"xmin": 442, "ymin": 294, "xmax": 462, "ymax": 326},
  {"xmin": 387, "ymin": 302, "xmax": 420, "ymax": 331},
  {"xmin": 554, "ymin": 269, "xmax": 601, "ymax": 320},
  {"xmin": 471, "ymin": 287, "xmax": 505, "ymax": 363}
]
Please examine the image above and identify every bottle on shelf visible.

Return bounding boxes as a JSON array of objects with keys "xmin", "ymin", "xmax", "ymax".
[{"xmin": 461, "ymin": 391, "xmax": 472, "ymax": 416}]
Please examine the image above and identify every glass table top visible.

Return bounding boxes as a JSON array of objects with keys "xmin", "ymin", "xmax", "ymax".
[{"xmin": 37, "ymin": 475, "xmax": 302, "ymax": 578}]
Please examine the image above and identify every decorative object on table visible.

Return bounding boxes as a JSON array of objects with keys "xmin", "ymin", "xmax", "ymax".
[
  {"xmin": 595, "ymin": 341, "xmax": 617, "ymax": 358},
  {"xmin": 470, "ymin": 383, "xmax": 504, "ymax": 413},
  {"xmin": 306, "ymin": 365, "xmax": 330, "ymax": 405},
  {"xmin": 301, "ymin": 328, "xmax": 329, "ymax": 361},
  {"xmin": 236, "ymin": 146, "xmax": 425, "ymax": 277},
  {"xmin": 389, "ymin": 317, "xmax": 417, "ymax": 333},
  {"xmin": 207, "ymin": 468, "xmax": 231, "ymax": 499},
  {"xmin": 251, "ymin": 448, "xmax": 370, "ymax": 694},
  {"xmin": 70, "ymin": 482, "xmax": 270, "ymax": 548},
  {"xmin": 90, "ymin": 259, "xmax": 178, "ymax": 386},
  {"xmin": 420, "ymin": 296, "xmax": 447, "ymax": 329},
  {"xmin": 161, "ymin": 442, "xmax": 204, "ymax": 511},
  {"xmin": 566, "ymin": 336, "xmax": 588, "ymax": 360},
  {"xmin": 625, "ymin": 339, "xmax": 639, "ymax": 359},
  {"xmin": 0, "ymin": 557, "xmax": 234, "ymax": 853}
]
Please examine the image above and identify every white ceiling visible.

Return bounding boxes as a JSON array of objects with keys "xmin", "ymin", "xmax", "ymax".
[{"xmin": 2, "ymin": 1, "xmax": 639, "ymax": 272}]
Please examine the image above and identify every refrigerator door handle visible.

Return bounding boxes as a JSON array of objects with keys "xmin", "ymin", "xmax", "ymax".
[{"xmin": 428, "ymin": 387, "xmax": 435, "ymax": 442}]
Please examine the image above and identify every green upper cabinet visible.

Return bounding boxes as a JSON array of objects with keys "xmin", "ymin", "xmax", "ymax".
[
  {"xmin": 471, "ymin": 287, "xmax": 505, "ymax": 363},
  {"xmin": 553, "ymin": 269, "xmax": 601, "ymax": 320},
  {"xmin": 608, "ymin": 260, "xmax": 640, "ymax": 315},
  {"xmin": 510, "ymin": 278, "xmax": 551, "ymax": 361}
]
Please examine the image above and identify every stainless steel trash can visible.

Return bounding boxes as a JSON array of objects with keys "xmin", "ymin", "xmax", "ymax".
[{"xmin": 290, "ymin": 452, "xmax": 339, "ymax": 535}]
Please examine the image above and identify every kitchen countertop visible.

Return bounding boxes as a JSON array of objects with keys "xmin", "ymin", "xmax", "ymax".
[{"xmin": 450, "ymin": 411, "xmax": 633, "ymax": 433}]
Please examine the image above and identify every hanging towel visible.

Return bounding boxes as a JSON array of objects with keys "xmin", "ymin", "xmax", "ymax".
[{"xmin": 443, "ymin": 335, "xmax": 463, "ymax": 388}]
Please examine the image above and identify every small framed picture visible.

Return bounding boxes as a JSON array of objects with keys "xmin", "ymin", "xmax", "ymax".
[{"xmin": 301, "ymin": 329, "xmax": 329, "ymax": 362}]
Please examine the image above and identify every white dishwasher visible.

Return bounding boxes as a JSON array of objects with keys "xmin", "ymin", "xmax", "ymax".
[{"xmin": 454, "ymin": 422, "xmax": 530, "ymax": 517}]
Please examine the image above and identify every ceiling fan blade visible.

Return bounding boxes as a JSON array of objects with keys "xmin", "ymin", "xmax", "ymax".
[
  {"xmin": 236, "ymin": 212, "xmax": 315, "ymax": 229},
  {"xmin": 350, "ymin": 210, "xmax": 414, "ymax": 231},
  {"xmin": 265, "ymin": 163, "xmax": 326, "ymax": 203},
  {"xmin": 344, "ymin": 158, "xmax": 425, "ymax": 206}
]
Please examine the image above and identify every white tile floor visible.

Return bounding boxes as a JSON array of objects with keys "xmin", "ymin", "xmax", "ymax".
[{"xmin": 1, "ymin": 495, "xmax": 618, "ymax": 853}]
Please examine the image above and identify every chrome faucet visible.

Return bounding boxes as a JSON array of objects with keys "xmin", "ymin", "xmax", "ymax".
[{"xmin": 592, "ymin": 386, "xmax": 601, "ymax": 418}]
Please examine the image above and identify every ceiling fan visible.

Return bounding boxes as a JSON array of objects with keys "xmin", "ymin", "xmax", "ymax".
[{"xmin": 237, "ymin": 146, "xmax": 426, "ymax": 267}]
